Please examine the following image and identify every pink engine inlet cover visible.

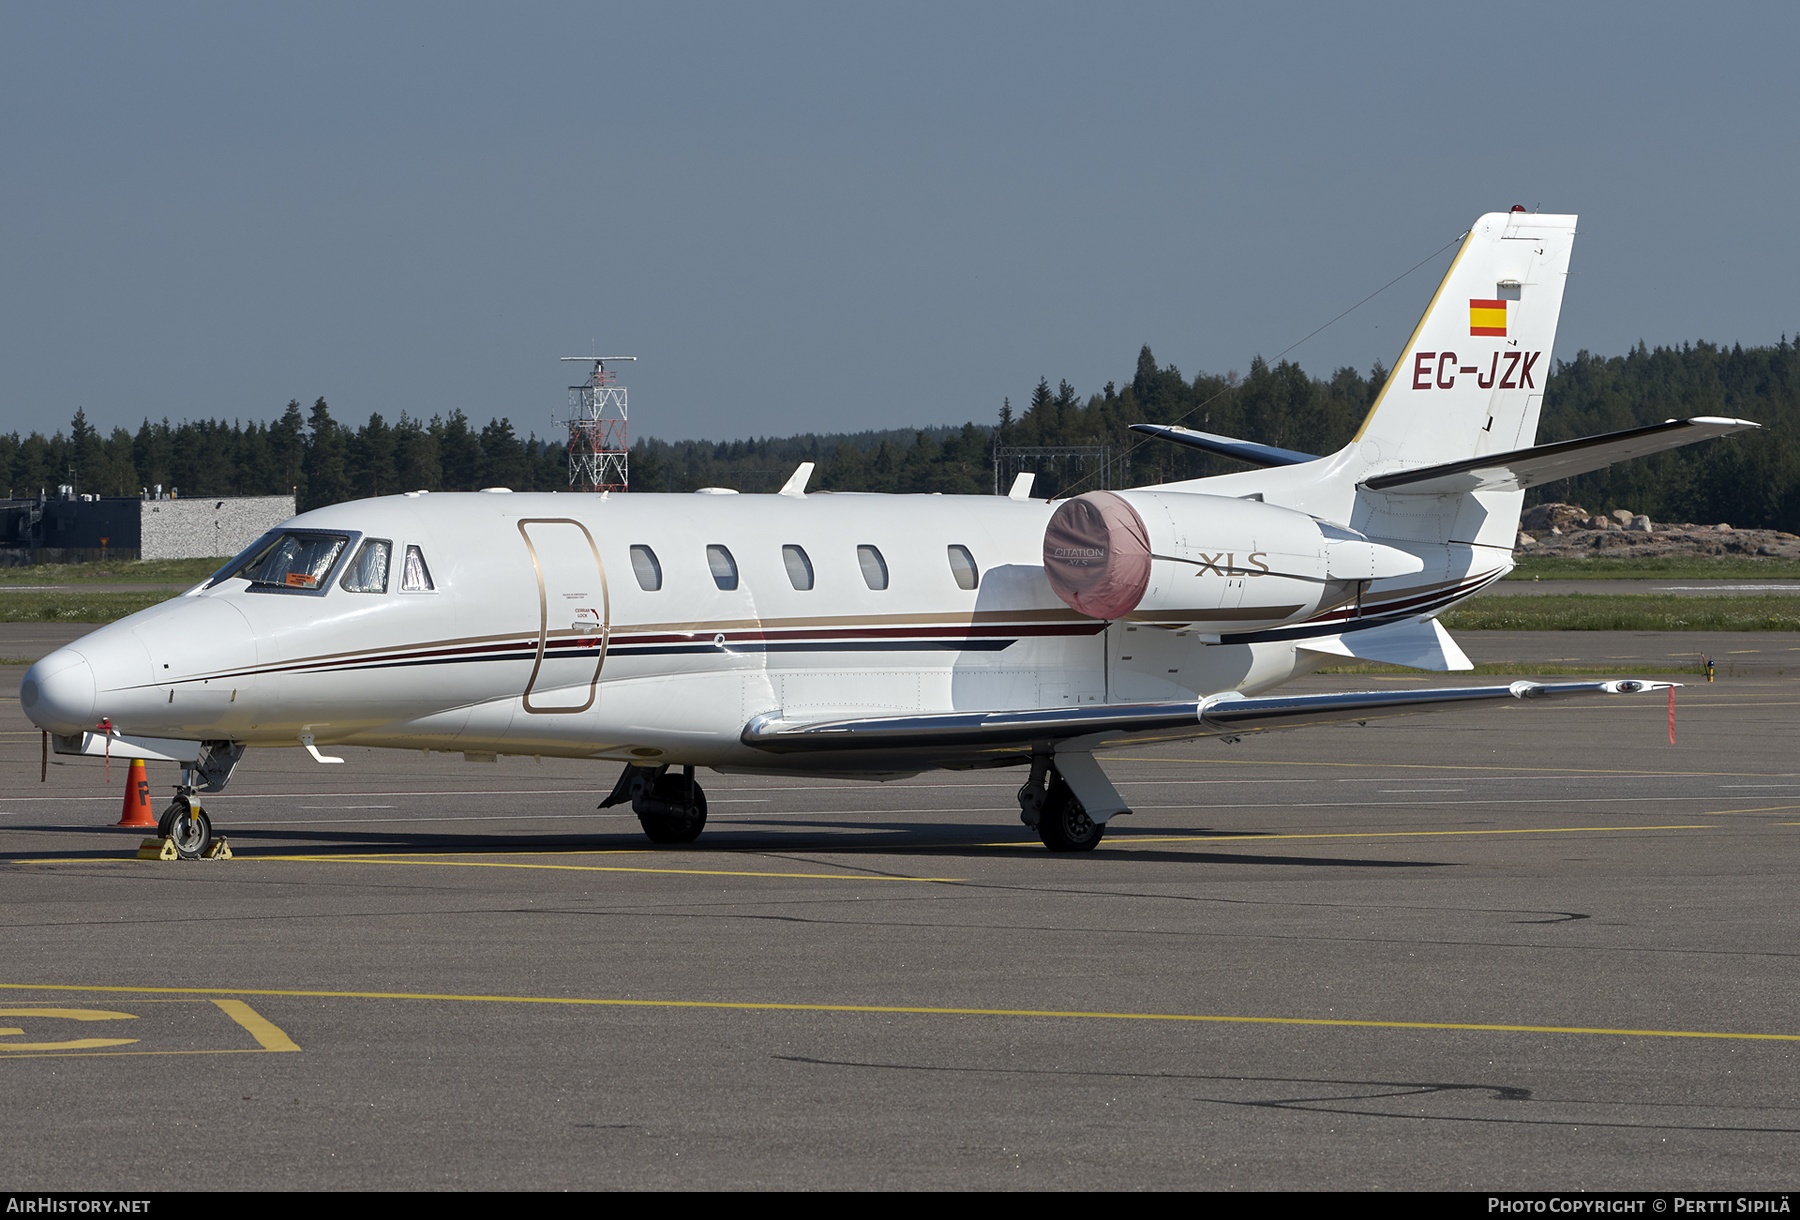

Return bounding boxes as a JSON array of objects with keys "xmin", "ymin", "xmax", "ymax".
[{"xmin": 1042, "ymin": 491, "xmax": 1152, "ymax": 620}]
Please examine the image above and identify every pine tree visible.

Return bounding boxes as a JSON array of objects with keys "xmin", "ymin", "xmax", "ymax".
[
  {"xmin": 270, "ymin": 402, "xmax": 306, "ymax": 502},
  {"xmin": 302, "ymin": 399, "xmax": 351, "ymax": 511}
]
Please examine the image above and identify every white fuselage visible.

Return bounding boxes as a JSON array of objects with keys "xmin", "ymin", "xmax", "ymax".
[{"xmin": 21, "ymin": 487, "xmax": 1499, "ymax": 775}]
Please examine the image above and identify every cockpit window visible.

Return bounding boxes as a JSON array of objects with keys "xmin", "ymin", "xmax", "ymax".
[
  {"xmin": 206, "ymin": 531, "xmax": 280, "ymax": 589},
  {"xmin": 341, "ymin": 540, "xmax": 391, "ymax": 593},
  {"xmin": 222, "ymin": 531, "xmax": 354, "ymax": 594},
  {"xmin": 401, "ymin": 545, "xmax": 435, "ymax": 592}
]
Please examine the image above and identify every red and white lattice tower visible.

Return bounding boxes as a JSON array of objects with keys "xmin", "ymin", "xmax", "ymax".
[{"xmin": 557, "ymin": 356, "xmax": 636, "ymax": 492}]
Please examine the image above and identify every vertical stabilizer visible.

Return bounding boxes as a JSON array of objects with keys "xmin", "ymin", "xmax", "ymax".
[{"xmin": 1354, "ymin": 211, "xmax": 1576, "ymax": 471}]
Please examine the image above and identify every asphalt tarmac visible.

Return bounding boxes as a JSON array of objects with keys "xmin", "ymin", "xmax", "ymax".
[{"xmin": 2, "ymin": 629, "xmax": 1797, "ymax": 1191}]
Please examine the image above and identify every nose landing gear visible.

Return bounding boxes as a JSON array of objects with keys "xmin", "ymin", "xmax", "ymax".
[
  {"xmin": 156, "ymin": 791, "xmax": 213, "ymax": 860},
  {"xmin": 147, "ymin": 744, "xmax": 243, "ymax": 860}
]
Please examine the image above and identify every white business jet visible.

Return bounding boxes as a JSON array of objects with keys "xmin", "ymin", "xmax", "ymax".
[{"xmin": 20, "ymin": 210, "xmax": 1758, "ymax": 857}]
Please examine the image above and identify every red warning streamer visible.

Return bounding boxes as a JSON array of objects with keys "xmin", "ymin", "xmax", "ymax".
[
  {"xmin": 95, "ymin": 717, "xmax": 113, "ymax": 782},
  {"xmin": 1668, "ymin": 686, "xmax": 1676, "ymax": 745}
]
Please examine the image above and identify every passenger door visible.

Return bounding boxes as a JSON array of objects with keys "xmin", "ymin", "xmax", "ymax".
[{"xmin": 518, "ymin": 518, "xmax": 609, "ymax": 714}]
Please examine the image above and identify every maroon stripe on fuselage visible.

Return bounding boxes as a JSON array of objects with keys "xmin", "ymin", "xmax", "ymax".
[
  {"xmin": 170, "ymin": 618, "xmax": 1108, "ymax": 684},
  {"xmin": 1303, "ymin": 573, "xmax": 1499, "ymax": 627}
]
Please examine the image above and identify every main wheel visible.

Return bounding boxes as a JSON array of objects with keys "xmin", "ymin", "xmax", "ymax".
[
  {"xmin": 637, "ymin": 776, "xmax": 707, "ymax": 844},
  {"xmin": 1036, "ymin": 780, "xmax": 1105, "ymax": 852},
  {"xmin": 160, "ymin": 799, "xmax": 213, "ymax": 860}
]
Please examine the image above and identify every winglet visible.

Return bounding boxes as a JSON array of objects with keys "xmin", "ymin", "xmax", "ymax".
[
  {"xmin": 779, "ymin": 463, "xmax": 815, "ymax": 497},
  {"xmin": 1008, "ymin": 472, "xmax": 1036, "ymax": 500}
]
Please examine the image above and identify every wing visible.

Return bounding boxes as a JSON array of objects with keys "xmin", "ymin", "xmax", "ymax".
[
  {"xmin": 742, "ymin": 679, "xmax": 1674, "ymax": 768},
  {"xmin": 1361, "ymin": 417, "xmax": 1759, "ymax": 495}
]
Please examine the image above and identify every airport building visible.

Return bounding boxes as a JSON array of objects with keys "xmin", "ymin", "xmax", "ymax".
[{"xmin": 0, "ymin": 489, "xmax": 297, "ymax": 564}]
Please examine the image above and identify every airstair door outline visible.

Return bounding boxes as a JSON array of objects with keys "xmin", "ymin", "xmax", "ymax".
[{"xmin": 518, "ymin": 518, "xmax": 609, "ymax": 714}]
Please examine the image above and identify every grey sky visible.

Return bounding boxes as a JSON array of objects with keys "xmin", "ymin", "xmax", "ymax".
[{"xmin": 3, "ymin": 2, "xmax": 1795, "ymax": 445}]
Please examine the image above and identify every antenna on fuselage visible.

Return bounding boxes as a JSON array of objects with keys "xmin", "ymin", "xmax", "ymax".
[{"xmin": 557, "ymin": 356, "xmax": 637, "ymax": 493}]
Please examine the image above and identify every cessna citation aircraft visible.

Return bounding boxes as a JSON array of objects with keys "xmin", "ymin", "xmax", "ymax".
[{"xmin": 21, "ymin": 210, "xmax": 1759, "ymax": 857}]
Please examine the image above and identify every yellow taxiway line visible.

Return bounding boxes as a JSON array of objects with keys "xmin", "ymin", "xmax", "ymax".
[
  {"xmin": 1, "ymin": 982, "xmax": 1793, "ymax": 1045},
  {"xmin": 1102, "ymin": 824, "xmax": 1713, "ymax": 846},
  {"xmin": 0, "ymin": 997, "xmax": 300, "ymax": 1058},
  {"xmin": 260, "ymin": 855, "xmax": 963, "ymax": 881},
  {"xmin": 213, "ymin": 998, "xmax": 301, "ymax": 1052},
  {"xmin": 1700, "ymin": 804, "xmax": 1800, "ymax": 816}
]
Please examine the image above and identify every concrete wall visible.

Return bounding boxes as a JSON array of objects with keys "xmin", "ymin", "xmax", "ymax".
[{"xmin": 140, "ymin": 495, "xmax": 297, "ymax": 560}]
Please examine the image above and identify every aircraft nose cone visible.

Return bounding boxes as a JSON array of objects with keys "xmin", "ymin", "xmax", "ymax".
[{"xmin": 20, "ymin": 649, "xmax": 97, "ymax": 735}]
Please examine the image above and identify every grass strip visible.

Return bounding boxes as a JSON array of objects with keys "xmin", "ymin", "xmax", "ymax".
[
  {"xmin": 1505, "ymin": 554, "xmax": 1800, "ymax": 580},
  {"xmin": 0, "ymin": 558, "xmax": 223, "ymax": 586},
  {"xmin": 1442, "ymin": 594, "xmax": 1800, "ymax": 632},
  {"xmin": 0, "ymin": 592, "xmax": 174, "ymax": 623}
]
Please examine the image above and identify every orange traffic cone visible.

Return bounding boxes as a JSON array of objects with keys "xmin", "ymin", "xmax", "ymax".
[{"xmin": 115, "ymin": 758, "xmax": 157, "ymax": 829}]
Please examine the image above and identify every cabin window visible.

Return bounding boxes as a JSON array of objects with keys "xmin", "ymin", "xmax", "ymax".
[
  {"xmin": 225, "ymin": 531, "xmax": 353, "ymax": 594},
  {"xmin": 707, "ymin": 544, "xmax": 739, "ymax": 591},
  {"xmin": 631, "ymin": 545, "xmax": 663, "ymax": 591},
  {"xmin": 401, "ymin": 545, "xmax": 435, "ymax": 592},
  {"xmin": 857, "ymin": 545, "xmax": 888, "ymax": 590},
  {"xmin": 783, "ymin": 545, "xmax": 814, "ymax": 591},
  {"xmin": 341, "ymin": 540, "xmax": 392, "ymax": 593},
  {"xmin": 947, "ymin": 545, "xmax": 979, "ymax": 591}
]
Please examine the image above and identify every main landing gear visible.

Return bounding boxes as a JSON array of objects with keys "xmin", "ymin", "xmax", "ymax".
[
  {"xmin": 601, "ymin": 763, "xmax": 708, "ymax": 845},
  {"xmin": 1016, "ymin": 756, "xmax": 1106, "ymax": 852}
]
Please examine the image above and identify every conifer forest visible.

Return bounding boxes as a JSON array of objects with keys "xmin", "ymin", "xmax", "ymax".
[{"xmin": 6, "ymin": 337, "xmax": 1796, "ymax": 530}]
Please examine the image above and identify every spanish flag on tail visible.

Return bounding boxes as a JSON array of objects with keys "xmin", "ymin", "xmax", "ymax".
[{"xmin": 1469, "ymin": 299, "xmax": 1508, "ymax": 337}]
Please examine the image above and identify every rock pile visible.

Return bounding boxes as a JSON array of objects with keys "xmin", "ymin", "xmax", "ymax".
[{"xmin": 1514, "ymin": 502, "xmax": 1800, "ymax": 558}]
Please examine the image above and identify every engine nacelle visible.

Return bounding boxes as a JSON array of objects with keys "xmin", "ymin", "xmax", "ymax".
[{"xmin": 1042, "ymin": 490, "xmax": 1422, "ymax": 631}]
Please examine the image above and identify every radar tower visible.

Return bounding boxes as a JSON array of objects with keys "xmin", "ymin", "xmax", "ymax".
[{"xmin": 557, "ymin": 356, "xmax": 636, "ymax": 492}]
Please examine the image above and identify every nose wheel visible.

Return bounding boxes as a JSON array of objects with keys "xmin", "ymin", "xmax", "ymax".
[{"xmin": 156, "ymin": 795, "xmax": 213, "ymax": 860}]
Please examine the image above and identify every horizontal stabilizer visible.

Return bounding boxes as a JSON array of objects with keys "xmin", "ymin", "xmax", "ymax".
[
  {"xmin": 1298, "ymin": 618, "xmax": 1472, "ymax": 672},
  {"xmin": 1361, "ymin": 417, "xmax": 1759, "ymax": 495},
  {"xmin": 1129, "ymin": 424, "xmax": 1319, "ymax": 469},
  {"xmin": 742, "ymin": 679, "xmax": 1672, "ymax": 761}
]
